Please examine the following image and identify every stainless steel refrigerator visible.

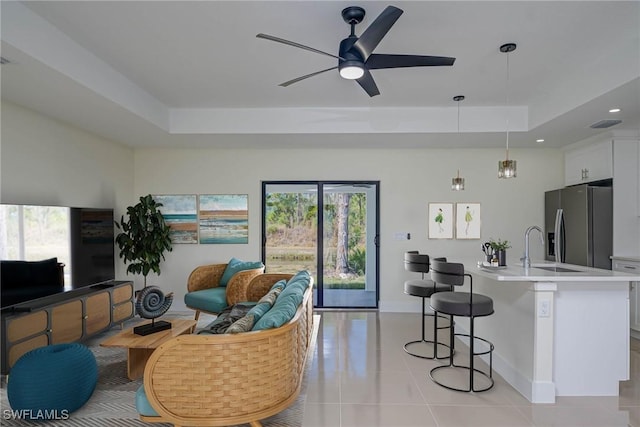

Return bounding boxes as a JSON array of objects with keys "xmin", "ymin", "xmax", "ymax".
[{"xmin": 544, "ymin": 184, "xmax": 613, "ymax": 269}]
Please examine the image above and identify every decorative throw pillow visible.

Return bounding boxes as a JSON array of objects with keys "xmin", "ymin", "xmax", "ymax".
[
  {"xmin": 258, "ymin": 280, "xmax": 284, "ymax": 305},
  {"xmin": 219, "ymin": 257, "xmax": 264, "ymax": 287},
  {"xmin": 252, "ymin": 293, "xmax": 301, "ymax": 331},
  {"xmin": 252, "ymin": 272, "xmax": 309, "ymax": 331},
  {"xmin": 284, "ymin": 270, "xmax": 311, "ymax": 293},
  {"xmin": 245, "ymin": 281, "xmax": 284, "ymax": 324},
  {"xmin": 278, "ymin": 272, "xmax": 310, "ymax": 301},
  {"xmin": 226, "ymin": 313, "xmax": 256, "ymax": 334}
]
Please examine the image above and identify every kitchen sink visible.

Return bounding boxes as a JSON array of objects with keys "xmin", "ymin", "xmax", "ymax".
[{"xmin": 532, "ymin": 266, "xmax": 582, "ymax": 273}]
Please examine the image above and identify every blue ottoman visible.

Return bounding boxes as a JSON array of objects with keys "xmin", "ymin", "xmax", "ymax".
[{"xmin": 8, "ymin": 343, "xmax": 98, "ymax": 418}]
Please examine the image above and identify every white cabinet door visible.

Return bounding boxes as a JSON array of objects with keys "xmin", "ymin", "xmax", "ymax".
[
  {"xmin": 613, "ymin": 259, "xmax": 640, "ymax": 332},
  {"xmin": 564, "ymin": 140, "xmax": 613, "ymax": 186},
  {"xmin": 612, "ymin": 140, "xmax": 640, "ymax": 256}
]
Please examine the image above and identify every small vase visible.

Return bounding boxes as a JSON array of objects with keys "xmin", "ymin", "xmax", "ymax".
[{"xmin": 496, "ymin": 250, "xmax": 507, "ymax": 266}]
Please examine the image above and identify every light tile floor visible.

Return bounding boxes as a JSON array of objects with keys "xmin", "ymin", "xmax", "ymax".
[{"xmin": 302, "ymin": 311, "xmax": 640, "ymax": 427}]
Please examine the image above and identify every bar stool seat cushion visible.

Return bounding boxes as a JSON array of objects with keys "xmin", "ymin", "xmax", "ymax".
[
  {"xmin": 404, "ymin": 280, "xmax": 451, "ymax": 298},
  {"xmin": 430, "ymin": 292, "xmax": 494, "ymax": 317}
]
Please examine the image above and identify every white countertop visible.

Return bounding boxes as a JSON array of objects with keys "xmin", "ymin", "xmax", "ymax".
[
  {"xmin": 465, "ymin": 259, "xmax": 640, "ymax": 282},
  {"xmin": 611, "ymin": 255, "xmax": 640, "ymax": 263}
]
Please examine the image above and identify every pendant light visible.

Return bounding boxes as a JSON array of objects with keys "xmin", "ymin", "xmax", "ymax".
[
  {"xmin": 498, "ymin": 43, "xmax": 517, "ymax": 179},
  {"xmin": 451, "ymin": 95, "xmax": 465, "ymax": 190}
]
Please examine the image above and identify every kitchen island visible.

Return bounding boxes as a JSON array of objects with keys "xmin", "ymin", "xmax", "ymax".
[{"xmin": 457, "ymin": 260, "xmax": 640, "ymax": 403}]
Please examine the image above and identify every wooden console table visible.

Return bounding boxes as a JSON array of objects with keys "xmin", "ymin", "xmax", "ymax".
[
  {"xmin": 100, "ymin": 318, "xmax": 197, "ymax": 380},
  {"xmin": 1, "ymin": 281, "xmax": 134, "ymax": 374}
]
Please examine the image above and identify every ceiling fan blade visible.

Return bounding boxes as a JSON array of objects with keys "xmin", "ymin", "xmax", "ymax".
[
  {"xmin": 256, "ymin": 33, "xmax": 344, "ymax": 60},
  {"xmin": 279, "ymin": 66, "xmax": 338, "ymax": 87},
  {"xmin": 356, "ymin": 69, "xmax": 380, "ymax": 97},
  {"xmin": 366, "ymin": 54, "xmax": 456, "ymax": 69},
  {"xmin": 351, "ymin": 6, "xmax": 403, "ymax": 61}
]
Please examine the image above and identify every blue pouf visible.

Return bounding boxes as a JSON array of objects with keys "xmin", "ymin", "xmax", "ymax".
[{"xmin": 8, "ymin": 343, "xmax": 97, "ymax": 418}]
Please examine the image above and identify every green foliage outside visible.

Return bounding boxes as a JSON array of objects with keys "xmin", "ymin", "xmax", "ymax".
[
  {"xmin": 265, "ymin": 192, "xmax": 367, "ymax": 289},
  {"xmin": 0, "ymin": 205, "xmax": 70, "ymax": 266}
]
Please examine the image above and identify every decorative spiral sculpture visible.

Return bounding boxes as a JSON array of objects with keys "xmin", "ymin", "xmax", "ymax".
[{"xmin": 135, "ymin": 286, "xmax": 173, "ymax": 320}]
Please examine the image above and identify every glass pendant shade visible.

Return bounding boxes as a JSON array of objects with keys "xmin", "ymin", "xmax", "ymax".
[
  {"xmin": 451, "ymin": 176, "xmax": 465, "ymax": 190},
  {"xmin": 451, "ymin": 96, "xmax": 466, "ymax": 190},
  {"xmin": 498, "ymin": 159, "xmax": 517, "ymax": 178},
  {"xmin": 498, "ymin": 43, "xmax": 517, "ymax": 179}
]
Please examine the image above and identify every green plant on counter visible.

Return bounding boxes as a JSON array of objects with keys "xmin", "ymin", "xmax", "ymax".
[{"xmin": 489, "ymin": 238, "xmax": 511, "ymax": 251}]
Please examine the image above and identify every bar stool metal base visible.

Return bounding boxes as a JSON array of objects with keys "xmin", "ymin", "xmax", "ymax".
[
  {"xmin": 403, "ymin": 296, "xmax": 454, "ymax": 360},
  {"xmin": 429, "ymin": 364, "xmax": 494, "ymax": 393},
  {"xmin": 429, "ymin": 332, "xmax": 494, "ymax": 392}
]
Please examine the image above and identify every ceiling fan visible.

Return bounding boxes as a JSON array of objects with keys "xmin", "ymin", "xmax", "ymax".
[{"xmin": 256, "ymin": 5, "xmax": 456, "ymax": 97}]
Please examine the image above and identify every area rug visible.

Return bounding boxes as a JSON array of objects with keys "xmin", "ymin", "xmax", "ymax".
[{"xmin": 0, "ymin": 314, "xmax": 320, "ymax": 427}]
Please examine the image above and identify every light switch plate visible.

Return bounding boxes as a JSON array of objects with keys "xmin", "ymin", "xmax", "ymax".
[{"xmin": 393, "ymin": 232, "xmax": 410, "ymax": 241}]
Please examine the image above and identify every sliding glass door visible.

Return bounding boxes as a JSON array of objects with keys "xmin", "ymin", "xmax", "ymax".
[{"xmin": 262, "ymin": 181, "xmax": 379, "ymax": 309}]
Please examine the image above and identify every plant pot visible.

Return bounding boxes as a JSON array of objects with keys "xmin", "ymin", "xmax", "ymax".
[{"xmin": 496, "ymin": 250, "xmax": 507, "ymax": 266}]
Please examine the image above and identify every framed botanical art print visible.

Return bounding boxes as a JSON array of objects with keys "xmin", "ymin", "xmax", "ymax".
[
  {"xmin": 456, "ymin": 203, "xmax": 481, "ymax": 239},
  {"xmin": 428, "ymin": 203, "xmax": 454, "ymax": 239}
]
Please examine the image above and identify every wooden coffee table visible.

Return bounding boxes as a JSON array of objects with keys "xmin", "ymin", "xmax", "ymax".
[{"xmin": 100, "ymin": 318, "xmax": 197, "ymax": 380}]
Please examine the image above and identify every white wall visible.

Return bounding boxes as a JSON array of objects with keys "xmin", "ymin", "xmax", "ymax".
[
  {"xmin": 133, "ymin": 146, "xmax": 564, "ymax": 311},
  {"xmin": 1, "ymin": 101, "xmax": 134, "ymax": 279},
  {"xmin": 1, "ymin": 102, "xmax": 565, "ymax": 311}
]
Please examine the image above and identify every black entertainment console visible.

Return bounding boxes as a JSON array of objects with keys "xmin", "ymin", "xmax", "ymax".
[{"xmin": 1, "ymin": 280, "xmax": 134, "ymax": 374}]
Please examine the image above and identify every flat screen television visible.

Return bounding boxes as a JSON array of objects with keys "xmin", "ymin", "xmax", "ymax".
[{"xmin": 0, "ymin": 204, "xmax": 116, "ymax": 309}]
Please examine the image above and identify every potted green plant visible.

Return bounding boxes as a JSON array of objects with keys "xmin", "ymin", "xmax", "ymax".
[
  {"xmin": 488, "ymin": 238, "xmax": 511, "ymax": 266},
  {"xmin": 115, "ymin": 194, "xmax": 173, "ymax": 288}
]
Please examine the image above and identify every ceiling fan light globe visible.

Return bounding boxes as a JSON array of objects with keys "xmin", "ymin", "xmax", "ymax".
[{"xmin": 339, "ymin": 61, "xmax": 364, "ymax": 79}]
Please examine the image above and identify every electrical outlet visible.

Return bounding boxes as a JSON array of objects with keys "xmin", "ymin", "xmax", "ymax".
[{"xmin": 538, "ymin": 300, "xmax": 550, "ymax": 317}]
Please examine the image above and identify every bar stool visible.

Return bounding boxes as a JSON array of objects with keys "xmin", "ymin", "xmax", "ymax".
[
  {"xmin": 429, "ymin": 259, "xmax": 494, "ymax": 392},
  {"xmin": 403, "ymin": 252, "xmax": 453, "ymax": 359}
]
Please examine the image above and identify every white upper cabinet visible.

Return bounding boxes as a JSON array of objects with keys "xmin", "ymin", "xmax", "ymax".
[
  {"xmin": 564, "ymin": 139, "xmax": 613, "ymax": 186},
  {"xmin": 612, "ymin": 139, "xmax": 640, "ymax": 257}
]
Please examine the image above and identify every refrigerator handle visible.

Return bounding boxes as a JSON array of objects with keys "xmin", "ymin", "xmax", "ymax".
[{"xmin": 554, "ymin": 209, "xmax": 563, "ymax": 263}]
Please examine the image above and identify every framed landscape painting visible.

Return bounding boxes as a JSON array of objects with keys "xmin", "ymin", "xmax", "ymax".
[
  {"xmin": 152, "ymin": 194, "xmax": 198, "ymax": 244},
  {"xmin": 428, "ymin": 203, "xmax": 454, "ymax": 239},
  {"xmin": 198, "ymin": 194, "xmax": 249, "ymax": 244},
  {"xmin": 456, "ymin": 203, "xmax": 481, "ymax": 239}
]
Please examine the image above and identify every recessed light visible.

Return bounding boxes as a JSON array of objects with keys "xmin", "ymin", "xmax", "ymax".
[
  {"xmin": 609, "ymin": 108, "xmax": 621, "ymax": 113},
  {"xmin": 536, "ymin": 139, "xmax": 545, "ymax": 143}
]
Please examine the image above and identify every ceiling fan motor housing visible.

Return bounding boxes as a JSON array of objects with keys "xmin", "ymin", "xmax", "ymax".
[{"xmin": 338, "ymin": 36, "xmax": 365, "ymax": 79}]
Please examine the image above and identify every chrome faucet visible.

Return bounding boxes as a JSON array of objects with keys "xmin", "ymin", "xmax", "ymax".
[{"xmin": 522, "ymin": 225, "xmax": 544, "ymax": 268}]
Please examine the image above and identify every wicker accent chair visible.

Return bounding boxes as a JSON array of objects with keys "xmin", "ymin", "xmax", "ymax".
[
  {"xmin": 140, "ymin": 273, "xmax": 314, "ymax": 427},
  {"xmin": 185, "ymin": 263, "xmax": 265, "ymax": 320}
]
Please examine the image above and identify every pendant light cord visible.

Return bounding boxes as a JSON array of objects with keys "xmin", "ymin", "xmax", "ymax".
[
  {"xmin": 505, "ymin": 50, "xmax": 511, "ymax": 160},
  {"xmin": 457, "ymin": 98, "xmax": 461, "ymax": 135}
]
